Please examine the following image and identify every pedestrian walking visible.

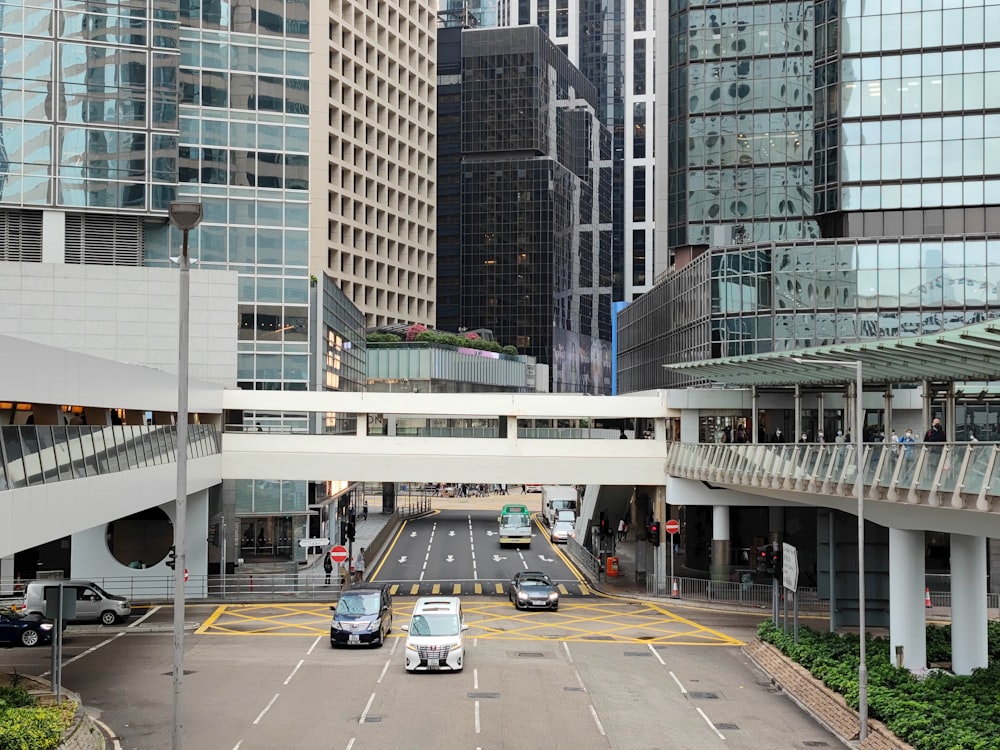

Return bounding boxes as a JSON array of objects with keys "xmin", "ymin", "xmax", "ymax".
[
  {"xmin": 363, "ymin": 499, "xmax": 369, "ymax": 521},
  {"xmin": 323, "ymin": 551, "xmax": 333, "ymax": 585},
  {"xmin": 617, "ymin": 518, "xmax": 626, "ymax": 541}
]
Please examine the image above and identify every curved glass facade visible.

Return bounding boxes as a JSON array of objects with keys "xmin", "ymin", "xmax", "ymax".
[
  {"xmin": 667, "ymin": 0, "xmax": 821, "ymax": 248},
  {"xmin": 0, "ymin": 0, "xmax": 180, "ymax": 211}
]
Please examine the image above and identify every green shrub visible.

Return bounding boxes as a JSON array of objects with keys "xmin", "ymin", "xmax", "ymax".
[
  {"xmin": 757, "ymin": 620, "xmax": 1000, "ymax": 750},
  {"xmin": 365, "ymin": 333, "xmax": 401, "ymax": 343},
  {"xmin": 0, "ymin": 693, "xmax": 74, "ymax": 750},
  {"xmin": 501, "ymin": 345, "xmax": 518, "ymax": 356}
]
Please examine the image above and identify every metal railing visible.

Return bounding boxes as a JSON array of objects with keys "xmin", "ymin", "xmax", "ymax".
[
  {"xmin": 0, "ymin": 424, "xmax": 221, "ymax": 491},
  {"xmin": 666, "ymin": 440, "xmax": 1000, "ymax": 511}
]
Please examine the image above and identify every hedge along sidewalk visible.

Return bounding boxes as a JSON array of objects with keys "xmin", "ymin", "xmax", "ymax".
[
  {"xmin": 743, "ymin": 640, "xmax": 914, "ymax": 750},
  {"xmin": 0, "ymin": 672, "xmax": 108, "ymax": 750}
]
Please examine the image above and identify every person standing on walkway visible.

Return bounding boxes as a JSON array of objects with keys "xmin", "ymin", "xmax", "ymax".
[
  {"xmin": 925, "ymin": 417, "xmax": 945, "ymax": 443},
  {"xmin": 353, "ymin": 548, "xmax": 365, "ymax": 583},
  {"xmin": 617, "ymin": 518, "xmax": 626, "ymax": 541},
  {"xmin": 323, "ymin": 551, "xmax": 333, "ymax": 585},
  {"xmin": 363, "ymin": 499, "xmax": 369, "ymax": 521}
]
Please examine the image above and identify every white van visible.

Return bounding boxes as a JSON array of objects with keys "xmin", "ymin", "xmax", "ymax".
[
  {"xmin": 542, "ymin": 486, "xmax": 578, "ymax": 527},
  {"xmin": 21, "ymin": 580, "xmax": 132, "ymax": 625},
  {"xmin": 402, "ymin": 597, "xmax": 468, "ymax": 672}
]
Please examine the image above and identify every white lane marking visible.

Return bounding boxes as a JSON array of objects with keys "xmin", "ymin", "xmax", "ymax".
[
  {"xmin": 574, "ymin": 670, "xmax": 586, "ymax": 691},
  {"xmin": 359, "ymin": 692, "xmax": 377, "ymax": 724},
  {"xmin": 283, "ymin": 660, "xmax": 304, "ymax": 685},
  {"xmin": 473, "ymin": 668, "xmax": 479, "ymax": 690},
  {"xmin": 377, "ymin": 659, "xmax": 392, "ymax": 684},
  {"xmin": 562, "ymin": 642, "xmax": 574, "ymax": 664},
  {"xmin": 475, "ymin": 700, "xmax": 481, "ymax": 734},
  {"xmin": 130, "ymin": 605, "xmax": 160, "ymax": 627},
  {"xmin": 669, "ymin": 670, "xmax": 687, "ymax": 695},
  {"xmin": 648, "ymin": 643, "xmax": 665, "ymax": 665},
  {"xmin": 518, "ymin": 549, "xmax": 528, "ymax": 569},
  {"xmin": 253, "ymin": 693, "xmax": 279, "ymax": 725},
  {"xmin": 390, "ymin": 637, "xmax": 399, "ymax": 656},
  {"xmin": 231, "ymin": 743, "xmax": 242, "ymax": 750},
  {"xmin": 588, "ymin": 705, "xmax": 606, "ymax": 736},
  {"xmin": 470, "ymin": 515, "xmax": 478, "ymax": 580},
  {"xmin": 89, "ymin": 716, "xmax": 123, "ymax": 750},
  {"xmin": 345, "ymin": 740, "xmax": 356, "ymax": 750},
  {"xmin": 307, "ymin": 635, "xmax": 322, "ymax": 655},
  {"xmin": 44, "ymin": 630, "xmax": 127, "ymax": 675},
  {"xmin": 697, "ymin": 707, "xmax": 726, "ymax": 740}
]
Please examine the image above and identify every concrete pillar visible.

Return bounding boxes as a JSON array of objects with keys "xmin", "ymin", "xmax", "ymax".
[
  {"xmin": 888, "ymin": 528, "xmax": 926, "ymax": 671},
  {"xmin": 751, "ymin": 387, "xmax": 759, "ymax": 443},
  {"xmin": 921, "ymin": 380, "xmax": 932, "ymax": 433},
  {"xmin": 30, "ymin": 404, "xmax": 61, "ymax": 425},
  {"xmin": 768, "ymin": 507, "xmax": 785, "ymax": 546},
  {"xmin": 945, "ymin": 383, "xmax": 956, "ymax": 442},
  {"xmin": 883, "ymin": 388, "xmax": 893, "ymax": 438},
  {"xmin": 711, "ymin": 505, "xmax": 731, "ymax": 581},
  {"xmin": 951, "ymin": 534, "xmax": 988, "ymax": 675},
  {"xmin": 793, "ymin": 385, "xmax": 802, "ymax": 444},
  {"xmin": 817, "ymin": 393, "xmax": 825, "ymax": 440},
  {"xmin": 0, "ymin": 555, "xmax": 14, "ymax": 595},
  {"xmin": 84, "ymin": 407, "xmax": 110, "ymax": 426}
]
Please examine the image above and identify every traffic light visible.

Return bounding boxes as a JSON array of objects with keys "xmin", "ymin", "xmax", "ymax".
[
  {"xmin": 208, "ymin": 523, "xmax": 219, "ymax": 547},
  {"xmin": 648, "ymin": 521, "xmax": 660, "ymax": 547},
  {"xmin": 347, "ymin": 521, "xmax": 356, "ymax": 542},
  {"xmin": 340, "ymin": 523, "xmax": 348, "ymax": 546},
  {"xmin": 166, "ymin": 545, "xmax": 177, "ymax": 569},
  {"xmin": 757, "ymin": 545, "xmax": 770, "ymax": 574},
  {"xmin": 770, "ymin": 545, "xmax": 783, "ymax": 579}
]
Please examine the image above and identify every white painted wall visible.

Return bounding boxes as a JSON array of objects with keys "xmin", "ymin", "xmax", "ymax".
[
  {"xmin": 0, "ymin": 262, "xmax": 238, "ymax": 386},
  {"xmin": 0, "ymin": 456, "xmax": 221, "ymax": 558},
  {"xmin": 72, "ymin": 492, "xmax": 209, "ymax": 600}
]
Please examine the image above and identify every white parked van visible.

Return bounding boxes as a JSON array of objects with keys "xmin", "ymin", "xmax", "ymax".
[
  {"xmin": 402, "ymin": 597, "xmax": 468, "ymax": 672},
  {"xmin": 20, "ymin": 580, "xmax": 132, "ymax": 625},
  {"xmin": 542, "ymin": 485, "xmax": 578, "ymax": 527}
]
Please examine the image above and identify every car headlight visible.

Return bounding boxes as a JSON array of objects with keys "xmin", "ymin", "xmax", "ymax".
[
  {"xmin": 548, "ymin": 592, "xmax": 559, "ymax": 601},
  {"xmin": 369, "ymin": 618, "xmax": 381, "ymax": 631},
  {"xmin": 517, "ymin": 591, "xmax": 527, "ymax": 600},
  {"xmin": 39, "ymin": 623, "xmax": 53, "ymax": 631},
  {"xmin": 406, "ymin": 641, "xmax": 418, "ymax": 652},
  {"xmin": 331, "ymin": 621, "xmax": 344, "ymax": 631}
]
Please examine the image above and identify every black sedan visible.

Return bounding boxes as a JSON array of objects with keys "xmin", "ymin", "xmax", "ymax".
[
  {"xmin": 508, "ymin": 571, "xmax": 560, "ymax": 611},
  {"xmin": 0, "ymin": 610, "xmax": 54, "ymax": 647}
]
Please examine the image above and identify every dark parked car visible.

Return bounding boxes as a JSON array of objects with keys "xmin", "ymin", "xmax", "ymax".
[
  {"xmin": 0, "ymin": 610, "xmax": 54, "ymax": 648},
  {"xmin": 330, "ymin": 584, "xmax": 393, "ymax": 647},
  {"xmin": 509, "ymin": 571, "xmax": 560, "ymax": 611}
]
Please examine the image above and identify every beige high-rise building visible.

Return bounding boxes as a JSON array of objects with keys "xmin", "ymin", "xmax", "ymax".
[{"xmin": 311, "ymin": 0, "xmax": 438, "ymax": 327}]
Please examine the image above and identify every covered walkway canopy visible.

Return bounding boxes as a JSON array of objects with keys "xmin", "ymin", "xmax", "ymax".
[{"xmin": 664, "ymin": 320, "xmax": 1000, "ymax": 387}]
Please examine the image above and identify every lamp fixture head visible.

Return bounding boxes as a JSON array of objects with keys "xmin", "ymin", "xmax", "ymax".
[{"xmin": 168, "ymin": 201, "xmax": 204, "ymax": 231}]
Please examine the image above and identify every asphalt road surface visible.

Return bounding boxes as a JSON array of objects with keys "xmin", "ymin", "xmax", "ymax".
[{"xmin": 0, "ymin": 601, "xmax": 839, "ymax": 750}]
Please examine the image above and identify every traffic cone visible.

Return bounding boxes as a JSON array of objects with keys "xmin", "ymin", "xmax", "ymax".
[
  {"xmin": 671, "ymin": 578, "xmax": 679, "ymax": 598},
  {"xmin": 925, "ymin": 587, "xmax": 933, "ymax": 608}
]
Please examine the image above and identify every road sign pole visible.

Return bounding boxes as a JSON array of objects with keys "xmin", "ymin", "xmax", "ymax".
[{"xmin": 669, "ymin": 535, "xmax": 675, "ymax": 597}]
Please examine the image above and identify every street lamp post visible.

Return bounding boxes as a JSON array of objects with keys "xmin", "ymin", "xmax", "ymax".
[
  {"xmin": 167, "ymin": 201, "xmax": 203, "ymax": 750},
  {"xmin": 794, "ymin": 357, "xmax": 867, "ymax": 741}
]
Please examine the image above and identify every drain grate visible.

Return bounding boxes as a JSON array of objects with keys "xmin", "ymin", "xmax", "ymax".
[
  {"xmin": 468, "ymin": 692, "xmax": 500, "ymax": 699},
  {"xmin": 589, "ymin": 635, "xmax": 613, "ymax": 641},
  {"xmin": 688, "ymin": 691, "xmax": 720, "ymax": 700},
  {"xmin": 623, "ymin": 651, "xmax": 652, "ymax": 657},
  {"xmin": 362, "ymin": 716, "xmax": 382, "ymax": 723},
  {"xmin": 563, "ymin": 687, "xmax": 586, "ymax": 693},
  {"xmin": 517, "ymin": 652, "xmax": 544, "ymax": 658},
  {"xmin": 715, "ymin": 723, "xmax": 738, "ymax": 730},
  {"xmin": 803, "ymin": 743, "xmax": 831, "ymax": 748},
  {"xmin": 161, "ymin": 670, "xmax": 196, "ymax": 676}
]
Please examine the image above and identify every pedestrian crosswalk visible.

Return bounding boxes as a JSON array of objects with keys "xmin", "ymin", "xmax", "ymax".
[{"xmin": 374, "ymin": 580, "xmax": 590, "ymax": 598}]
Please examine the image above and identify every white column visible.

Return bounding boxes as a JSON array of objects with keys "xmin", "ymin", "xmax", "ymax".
[
  {"xmin": 951, "ymin": 534, "xmax": 988, "ymax": 675},
  {"xmin": 711, "ymin": 505, "xmax": 731, "ymax": 580},
  {"xmin": 888, "ymin": 528, "xmax": 926, "ymax": 671},
  {"xmin": 0, "ymin": 555, "xmax": 14, "ymax": 595},
  {"xmin": 42, "ymin": 210, "xmax": 66, "ymax": 264}
]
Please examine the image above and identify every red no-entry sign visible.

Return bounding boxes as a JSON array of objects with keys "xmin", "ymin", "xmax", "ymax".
[
  {"xmin": 665, "ymin": 519, "xmax": 680, "ymax": 535},
  {"xmin": 330, "ymin": 545, "xmax": 349, "ymax": 564}
]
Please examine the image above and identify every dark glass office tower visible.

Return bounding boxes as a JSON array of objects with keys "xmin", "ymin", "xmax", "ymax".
[{"xmin": 436, "ymin": 25, "xmax": 613, "ymax": 393}]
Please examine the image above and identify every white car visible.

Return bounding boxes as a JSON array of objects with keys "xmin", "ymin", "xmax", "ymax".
[
  {"xmin": 550, "ymin": 519, "xmax": 575, "ymax": 544},
  {"xmin": 402, "ymin": 597, "xmax": 468, "ymax": 672}
]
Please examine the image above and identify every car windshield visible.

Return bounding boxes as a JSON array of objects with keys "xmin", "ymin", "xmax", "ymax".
[
  {"xmin": 501, "ymin": 513, "xmax": 529, "ymax": 525},
  {"xmin": 336, "ymin": 593, "xmax": 380, "ymax": 616},
  {"xmin": 90, "ymin": 584, "xmax": 114, "ymax": 599},
  {"xmin": 409, "ymin": 613, "xmax": 460, "ymax": 636},
  {"xmin": 520, "ymin": 578, "xmax": 550, "ymax": 588},
  {"xmin": 554, "ymin": 522, "xmax": 573, "ymax": 530}
]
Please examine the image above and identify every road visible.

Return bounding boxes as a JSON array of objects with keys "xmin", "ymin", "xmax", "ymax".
[
  {"xmin": 0, "ymin": 507, "xmax": 840, "ymax": 748},
  {"xmin": 0, "ymin": 603, "xmax": 838, "ymax": 750}
]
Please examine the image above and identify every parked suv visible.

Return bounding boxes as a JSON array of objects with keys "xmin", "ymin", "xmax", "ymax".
[
  {"xmin": 402, "ymin": 597, "xmax": 468, "ymax": 672},
  {"xmin": 329, "ymin": 583, "xmax": 393, "ymax": 647},
  {"xmin": 20, "ymin": 580, "xmax": 131, "ymax": 625}
]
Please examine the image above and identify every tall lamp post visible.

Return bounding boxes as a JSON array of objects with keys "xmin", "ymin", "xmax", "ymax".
[
  {"xmin": 794, "ymin": 357, "xmax": 867, "ymax": 740},
  {"xmin": 168, "ymin": 200, "xmax": 203, "ymax": 750}
]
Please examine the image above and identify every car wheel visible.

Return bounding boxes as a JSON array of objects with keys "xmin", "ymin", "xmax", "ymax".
[
  {"xmin": 100, "ymin": 611, "xmax": 118, "ymax": 626},
  {"xmin": 551, "ymin": 606, "xmax": 559, "ymax": 612},
  {"xmin": 20, "ymin": 628, "xmax": 40, "ymax": 647}
]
